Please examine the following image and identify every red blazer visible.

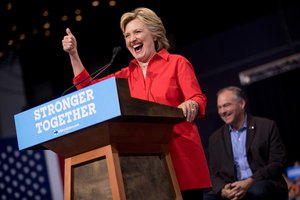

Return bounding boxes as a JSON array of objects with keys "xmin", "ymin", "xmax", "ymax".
[{"xmin": 74, "ymin": 49, "xmax": 212, "ymax": 190}]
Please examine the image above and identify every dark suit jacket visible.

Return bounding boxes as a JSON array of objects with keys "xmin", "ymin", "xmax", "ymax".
[{"xmin": 208, "ymin": 114, "xmax": 288, "ymax": 196}]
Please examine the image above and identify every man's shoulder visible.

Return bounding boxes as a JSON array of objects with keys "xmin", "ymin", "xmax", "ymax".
[{"xmin": 249, "ymin": 115, "xmax": 276, "ymax": 125}]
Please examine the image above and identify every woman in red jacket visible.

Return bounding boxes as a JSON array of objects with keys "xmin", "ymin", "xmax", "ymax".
[{"xmin": 62, "ymin": 7, "xmax": 211, "ymax": 199}]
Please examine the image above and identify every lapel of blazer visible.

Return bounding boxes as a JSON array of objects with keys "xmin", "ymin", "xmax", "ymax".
[{"xmin": 246, "ymin": 114, "xmax": 255, "ymax": 152}]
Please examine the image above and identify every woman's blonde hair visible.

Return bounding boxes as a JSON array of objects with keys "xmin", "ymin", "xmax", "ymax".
[{"xmin": 120, "ymin": 7, "xmax": 170, "ymax": 51}]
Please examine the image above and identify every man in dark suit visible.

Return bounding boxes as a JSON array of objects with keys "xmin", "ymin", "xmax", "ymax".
[{"xmin": 204, "ymin": 86, "xmax": 288, "ymax": 200}]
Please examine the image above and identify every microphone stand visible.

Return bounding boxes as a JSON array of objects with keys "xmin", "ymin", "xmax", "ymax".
[{"xmin": 61, "ymin": 46, "xmax": 122, "ymax": 96}]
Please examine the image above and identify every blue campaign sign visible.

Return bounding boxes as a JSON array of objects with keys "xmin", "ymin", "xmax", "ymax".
[
  {"xmin": 14, "ymin": 77, "xmax": 122, "ymax": 150},
  {"xmin": 287, "ymin": 166, "xmax": 300, "ymax": 181}
]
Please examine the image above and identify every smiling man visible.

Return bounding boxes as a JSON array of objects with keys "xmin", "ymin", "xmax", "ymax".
[{"xmin": 204, "ymin": 86, "xmax": 288, "ymax": 200}]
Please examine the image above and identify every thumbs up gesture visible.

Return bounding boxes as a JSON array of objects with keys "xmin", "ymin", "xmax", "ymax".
[{"xmin": 62, "ymin": 28, "xmax": 77, "ymax": 55}]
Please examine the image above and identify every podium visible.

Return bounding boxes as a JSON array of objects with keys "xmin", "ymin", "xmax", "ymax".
[{"xmin": 14, "ymin": 77, "xmax": 185, "ymax": 200}]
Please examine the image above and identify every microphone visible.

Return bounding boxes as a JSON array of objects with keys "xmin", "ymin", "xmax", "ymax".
[
  {"xmin": 88, "ymin": 46, "xmax": 122, "ymax": 82},
  {"xmin": 112, "ymin": 46, "xmax": 122, "ymax": 57},
  {"xmin": 61, "ymin": 46, "xmax": 122, "ymax": 96}
]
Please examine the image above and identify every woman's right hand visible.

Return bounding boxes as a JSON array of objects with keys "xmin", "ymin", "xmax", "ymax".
[
  {"xmin": 62, "ymin": 28, "xmax": 77, "ymax": 55},
  {"xmin": 61, "ymin": 28, "xmax": 85, "ymax": 76}
]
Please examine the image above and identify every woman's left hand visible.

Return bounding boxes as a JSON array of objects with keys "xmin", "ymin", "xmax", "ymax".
[{"xmin": 178, "ymin": 100, "xmax": 199, "ymax": 122}]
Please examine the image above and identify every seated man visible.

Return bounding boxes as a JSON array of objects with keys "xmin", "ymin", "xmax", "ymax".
[{"xmin": 204, "ymin": 86, "xmax": 288, "ymax": 200}]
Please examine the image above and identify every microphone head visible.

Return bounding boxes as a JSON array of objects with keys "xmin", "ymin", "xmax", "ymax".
[{"xmin": 113, "ymin": 46, "xmax": 122, "ymax": 55}]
